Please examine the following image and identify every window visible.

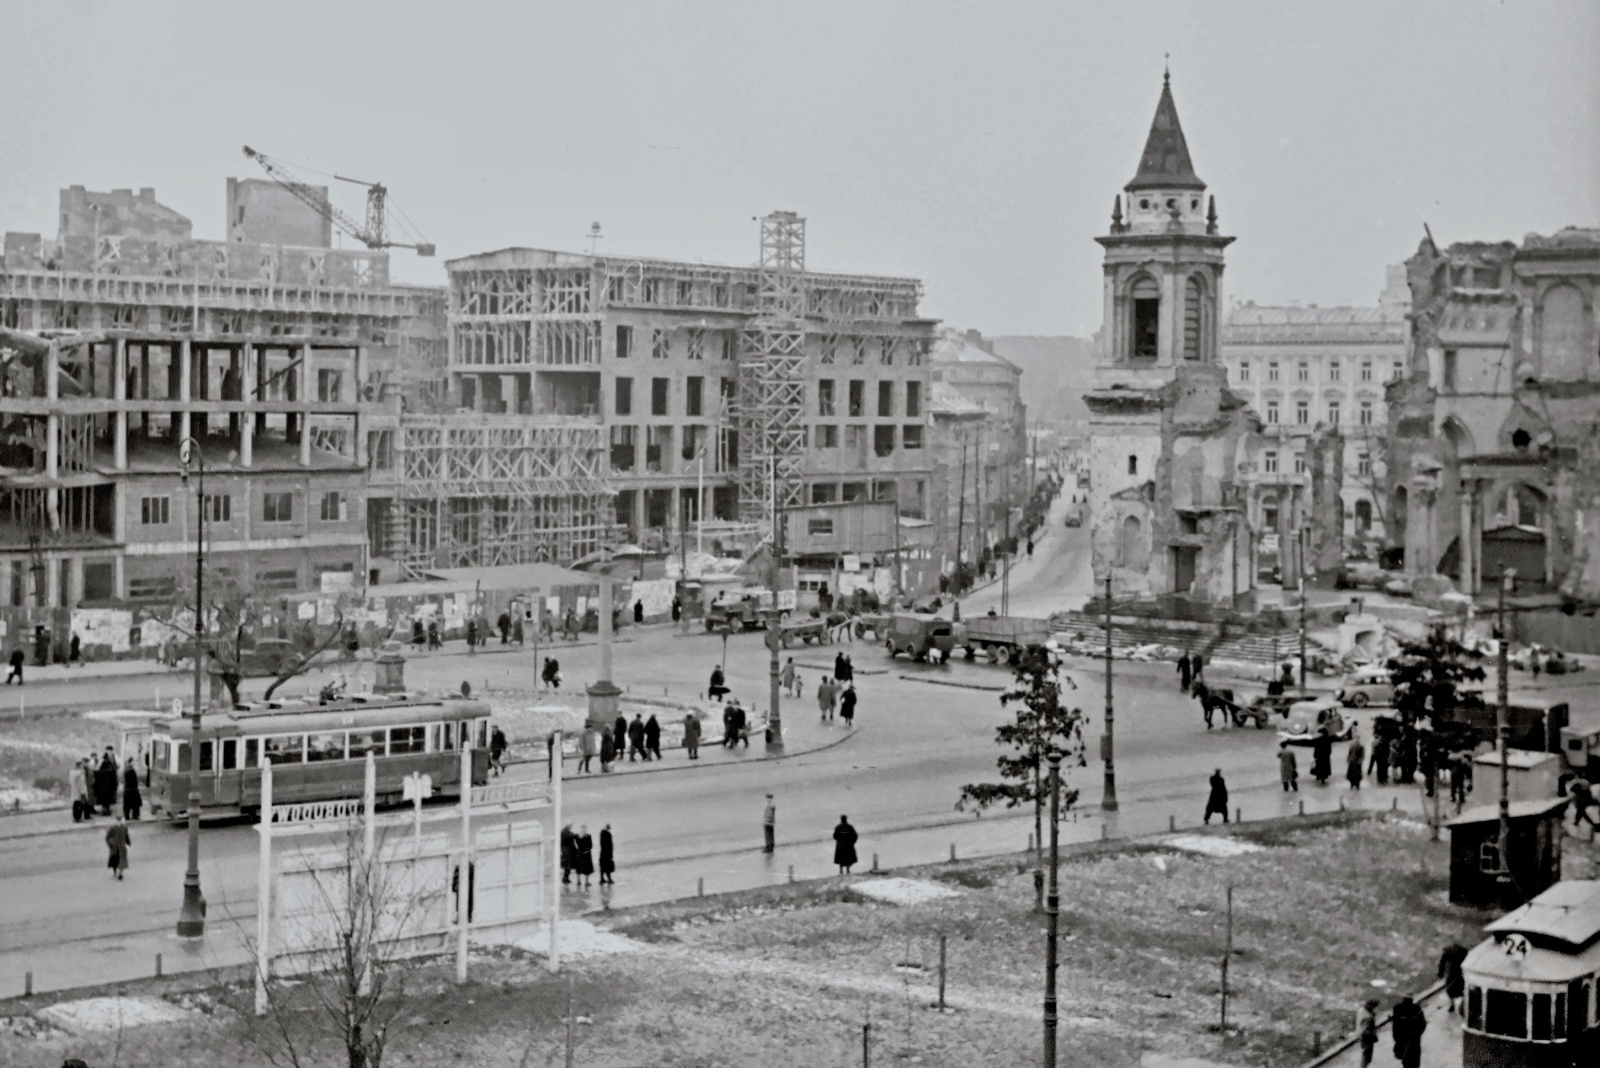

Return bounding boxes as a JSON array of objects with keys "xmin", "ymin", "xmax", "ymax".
[
  {"xmin": 1294, "ymin": 453, "xmax": 1306, "ymax": 475},
  {"xmin": 810, "ymin": 483, "xmax": 838, "ymax": 503},
  {"xmin": 1443, "ymin": 349, "xmax": 1458, "ymax": 391},
  {"xmin": 221, "ymin": 738, "xmax": 237, "ymax": 771},
  {"xmin": 1327, "ymin": 401, "xmax": 1340, "ymax": 425},
  {"xmin": 841, "ymin": 482, "xmax": 866, "ymax": 502},
  {"xmin": 1360, "ymin": 359, "xmax": 1373, "ymax": 381},
  {"xmin": 140, "ymin": 496, "xmax": 171, "ymax": 525},
  {"xmin": 721, "ymin": 333, "xmax": 737, "ymax": 361},
  {"xmin": 816, "ymin": 425, "xmax": 838, "ymax": 448},
  {"xmin": 651, "ymin": 378, "xmax": 669, "ymax": 416},
  {"xmin": 368, "ymin": 430, "xmax": 394, "ymax": 471},
  {"xmin": 1182, "ymin": 277, "xmax": 1203, "ymax": 359},
  {"xmin": 348, "ymin": 730, "xmax": 384, "ymax": 759},
  {"xmin": 1268, "ymin": 361, "xmax": 1280, "ymax": 382},
  {"xmin": 1297, "ymin": 361, "xmax": 1309, "ymax": 382},
  {"xmin": 902, "ymin": 425, "xmax": 923, "ymax": 449},
  {"xmin": 263, "ymin": 735, "xmax": 304, "ymax": 765},
  {"xmin": 844, "ymin": 425, "xmax": 864, "ymax": 452},
  {"xmin": 681, "ymin": 424, "xmax": 704, "ymax": 462},
  {"xmin": 1266, "ymin": 402, "xmax": 1279, "ymax": 424},
  {"xmin": 905, "ymin": 381, "xmax": 922, "ymax": 417},
  {"xmin": 807, "ymin": 518, "xmax": 834, "ymax": 537},
  {"xmin": 878, "ymin": 381, "xmax": 894, "ymax": 417},
  {"xmin": 1238, "ymin": 360, "xmax": 1250, "ymax": 382},
  {"xmin": 1328, "ymin": 359, "xmax": 1340, "ymax": 382},
  {"xmin": 873, "ymin": 425, "xmax": 895, "ymax": 457},
  {"xmin": 1127, "ymin": 455, "xmax": 1138, "ymax": 476},
  {"xmin": 1484, "ymin": 988, "xmax": 1526, "ymax": 1038},
  {"xmin": 1467, "ymin": 986, "xmax": 1483, "ymax": 1030},
  {"xmin": 645, "ymin": 426, "xmax": 668, "ymax": 472},
  {"xmin": 243, "ymin": 738, "xmax": 259, "ymax": 769},
  {"xmin": 316, "ymin": 368, "xmax": 342, "ymax": 402},
  {"xmin": 651, "ymin": 329, "xmax": 668, "ymax": 359},
  {"xmin": 202, "ymin": 494, "xmax": 231, "ymax": 523},
  {"xmin": 1264, "ymin": 451, "xmax": 1279, "ymax": 474},
  {"xmin": 1357, "ymin": 452, "xmax": 1371, "ymax": 476},
  {"xmin": 686, "ymin": 327, "xmax": 705, "ymax": 360},
  {"xmin": 258, "ymin": 568, "xmax": 300, "ymax": 592},
  {"xmin": 615, "ymin": 377, "xmax": 632, "ymax": 416},
  {"xmin": 848, "ymin": 380, "xmax": 864, "ymax": 417},
  {"xmin": 817, "ymin": 379, "xmax": 835, "ymax": 416},
  {"xmin": 306, "ymin": 732, "xmax": 346, "ymax": 762},
  {"xmin": 1295, "ymin": 400, "xmax": 1309, "ymax": 424},
  {"xmin": 1392, "ymin": 360, "xmax": 1403, "ymax": 381},
  {"xmin": 1359, "ymin": 401, "xmax": 1373, "ymax": 425},
  {"xmin": 686, "ymin": 376, "xmax": 704, "ymax": 417},
  {"xmin": 388, "ymin": 726, "xmax": 426, "ymax": 755},
  {"xmin": 319, "ymin": 491, "xmax": 346, "ymax": 522},
  {"xmin": 720, "ymin": 376, "xmax": 736, "ymax": 409},
  {"xmin": 197, "ymin": 739, "xmax": 214, "ymax": 772},
  {"xmin": 263, "ymin": 492, "xmax": 294, "ymax": 523},
  {"xmin": 1478, "ymin": 841, "xmax": 1500, "ymax": 873},
  {"xmin": 1531, "ymin": 993, "xmax": 1553, "ymax": 1041},
  {"xmin": 1130, "ymin": 276, "xmax": 1159, "ymax": 359},
  {"xmin": 615, "ymin": 324, "xmax": 632, "ymax": 359}
]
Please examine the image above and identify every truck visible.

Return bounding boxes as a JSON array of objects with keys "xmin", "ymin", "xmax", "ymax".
[
  {"xmin": 961, "ymin": 614, "xmax": 1051, "ymax": 665},
  {"xmin": 705, "ymin": 587, "xmax": 799, "ymax": 632},
  {"xmin": 884, "ymin": 613, "xmax": 963, "ymax": 663}
]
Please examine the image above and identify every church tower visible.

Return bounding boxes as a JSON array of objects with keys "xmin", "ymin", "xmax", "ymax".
[{"xmin": 1084, "ymin": 72, "xmax": 1255, "ymax": 607}]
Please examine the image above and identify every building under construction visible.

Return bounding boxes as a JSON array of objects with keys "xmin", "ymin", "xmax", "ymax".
[{"xmin": 428, "ymin": 212, "xmax": 938, "ymax": 575}]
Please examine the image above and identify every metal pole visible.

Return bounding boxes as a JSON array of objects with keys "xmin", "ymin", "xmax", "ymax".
[
  {"xmin": 456, "ymin": 743, "xmax": 471, "ymax": 984},
  {"xmin": 1001, "ymin": 463, "xmax": 1011, "ymax": 616},
  {"xmin": 1220, "ymin": 883, "xmax": 1233, "ymax": 1028},
  {"xmin": 767, "ymin": 493, "xmax": 784, "ymax": 754},
  {"xmin": 954, "ymin": 435, "xmax": 967, "ymax": 615},
  {"xmin": 1298, "ymin": 527, "xmax": 1308, "ymax": 691},
  {"xmin": 1102, "ymin": 572, "xmax": 1117, "ymax": 811},
  {"xmin": 549, "ymin": 729, "xmax": 561, "ymax": 973},
  {"xmin": 177, "ymin": 439, "xmax": 206, "ymax": 938},
  {"xmin": 697, "ymin": 455, "xmax": 705, "ymax": 557},
  {"xmin": 1497, "ymin": 569, "xmax": 1514, "ymax": 895},
  {"xmin": 564, "ymin": 974, "xmax": 576, "ymax": 1068},
  {"xmin": 1044, "ymin": 751, "xmax": 1062, "ymax": 1068},
  {"xmin": 254, "ymin": 761, "xmax": 273, "ymax": 1016}
]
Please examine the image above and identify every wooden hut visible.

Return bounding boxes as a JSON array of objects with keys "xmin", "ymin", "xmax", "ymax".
[{"xmin": 1446, "ymin": 797, "xmax": 1568, "ymax": 909}]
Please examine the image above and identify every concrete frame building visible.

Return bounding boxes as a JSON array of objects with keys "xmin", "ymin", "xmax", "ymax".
[{"xmin": 0, "ymin": 184, "xmax": 435, "ymax": 609}]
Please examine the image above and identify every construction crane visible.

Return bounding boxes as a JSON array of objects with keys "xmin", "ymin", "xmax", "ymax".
[{"xmin": 242, "ymin": 146, "xmax": 435, "ymax": 256}]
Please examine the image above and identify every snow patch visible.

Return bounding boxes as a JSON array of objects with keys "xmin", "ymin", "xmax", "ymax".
[
  {"xmin": 1161, "ymin": 835, "xmax": 1264, "ymax": 858},
  {"xmin": 515, "ymin": 919, "xmax": 643, "ymax": 960},
  {"xmin": 0, "ymin": 782, "xmax": 58, "ymax": 811},
  {"xmin": 850, "ymin": 878, "xmax": 963, "ymax": 906},
  {"xmin": 36, "ymin": 996, "xmax": 195, "ymax": 1033}
]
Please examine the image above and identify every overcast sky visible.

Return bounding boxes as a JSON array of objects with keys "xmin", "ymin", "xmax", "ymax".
[{"xmin": 3, "ymin": 1, "xmax": 1595, "ymax": 336}]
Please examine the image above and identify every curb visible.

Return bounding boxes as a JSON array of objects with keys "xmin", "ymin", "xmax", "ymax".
[
  {"xmin": 897, "ymin": 673, "xmax": 1008, "ymax": 692},
  {"xmin": 1297, "ymin": 980, "xmax": 1446, "ymax": 1068}
]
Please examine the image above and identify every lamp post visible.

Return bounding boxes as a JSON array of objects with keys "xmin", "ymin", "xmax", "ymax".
[
  {"xmin": 1101, "ymin": 571, "xmax": 1118, "ymax": 811},
  {"xmin": 176, "ymin": 436, "xmax": 207, "ymax": 938},
  {"xmin": 1043, "ymin": 748, "xmax": 1063, "ymax": 1068},
  {"xmin": 765, "ymin": 492, "xmax": 785, "ymax": 754},
  {"xmin": 1496, "ymin": 568, "xmax": 1514, "ymax": 900}
]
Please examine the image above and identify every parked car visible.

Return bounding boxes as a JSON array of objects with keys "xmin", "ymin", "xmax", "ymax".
[
  {"xmin": 1335, "ymin": 561, "xmax": 1389, "ymax": 591},
  {"xmin": 1278, "ymin": 697, "xmax": 1353, "ymax": 746},
  {"xmin": 1336, "ymin": 666, "xmax": 1395, "ymax": 708},
  {"xmin": 1064, "ymin": 513, "xmax": 1082, "ymax": 529},
  {"xmin": 1383, "ymin": 574, "xmax": 1414, "ymax": 598}
]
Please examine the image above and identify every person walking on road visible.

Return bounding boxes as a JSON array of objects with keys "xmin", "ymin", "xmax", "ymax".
[
  {"xmin": 612, "ymin": 715, "xmax": 627, "ymax": 763},
  {"xmin": 121, "ymin": 759, "xmax": 142, "ymax": 821},
  {"xmin": 490, "ymin": 726, "xmax": 509, "ymax": 776},
  {"xmin": 633, "ymin": 599, "xmax": 644, "ymax": 625},
  {"xmin": 1390, "ymin": 996, "xmax": 1427, "ymax": 1068},
  {"xmin": 832, "ymin": 815, "xmax": 859, "ymax": 874},
  {"xmin": 729, "ymin": 700, "xmax": 749, "ymax": 748},
  {"xmin": 105, "ymin": 816, "xmax": 130, "ymax": 880},
  {"xmin": 708, "ymin": 664, "xmax": 728, "ymax": 702},
  {"xmin": 1346, "ymin": 736, "xmax": 1365, "ymax": 790},
  {"xmin": 1357, "ymin": 999, "xmax": 1379, "ymax": 1068},
  {"xmin": 1569, "ymin": 777, "xmax": 1597, "ymax": 830},
  {"xmin": 573, "ymin": 825, "xmax": 594, "ymax": 890},
  {"xmin": 599, "ymin": 824, "xmax": 615, "ymax": 886},
  {"xmin": 1203, "ymin": 769, "xmax": 1229, "ymax": 825},
  {"xmin": 683, "ymin": 713, "xmax": 701, "ymax": 760},
  {"xmin": 781, "ymin": 658, "xmax": 796, "ymax": 697},
  {"xmin": 1449, "ymin": 753, "xmax": 1470, "ymax": 809},
  {"xmin": 69, "ymin": 632, "xmax": 81, "ymax": 667},
  {"xmin": 627, "ymin": 714, "xmax": 647, "ymax": 762},
  {"xmin": 497, "ymin": 611, "xmax": 512, "ymax": 644},
  {"xmin": 817, "ymin": 676, "xmax": 836, "ymax": 722},
  {"xmin": 6, "ymin": 647, "xmax": 23, "ymax": 685},
  {"xmin": 763, "ymin": 794, "xmax": 776, "ymax": 853},
  {"xmin": 840, "ymin": 684, "xmax": 857, "ymax": 728},
  {"xmin": 644, "ymin": 714, "xmax": 662, "ymax": 761},
  {"xmin": 1438, "ymin": 943, "xmax": 1468, "ymax": 1015},
  {"xmin": 722, "ymin": 704, "xmax": 736, "ymax": 748},
  {"xmin": 1177, "ymin": 651, "xmax": 1193, "ymax": 694},
  {"xmin": 579, "ymin": 727, "xmax": 598, "ymax": 774},
  {"xmin": 833, "ymin": 651, "xmax": 847, "ymax": 682},
  {"xmin": 839, "ymin": 653, "xmax": 854, "ymax": 684},
  {"xmin": 1278, "ymin": 743, "xmax": 1299, "ymax": 792}
]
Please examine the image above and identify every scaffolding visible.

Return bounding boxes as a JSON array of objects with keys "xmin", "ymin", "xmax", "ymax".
[
  {"xmin": 389, "ymin": 416, "xmax": 612, "ymax": 578},
  {"xmin": 737, "ymin": 212, "xmax": 808, "ymax": 522}
]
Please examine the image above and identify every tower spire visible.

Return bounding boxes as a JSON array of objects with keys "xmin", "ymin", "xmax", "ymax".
[{"xmin": 1126, "ymin": 69, "xmax": 1203, "ymax": 191}]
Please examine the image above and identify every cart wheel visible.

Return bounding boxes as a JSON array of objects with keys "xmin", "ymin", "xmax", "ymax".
[
  {"xmin": 987, "ymin": 645, "xmax": 1003, "ymax": 664},
  {"xmin": 1232, "ymin": 713, "xmax": 1245, "ymax": 727}
]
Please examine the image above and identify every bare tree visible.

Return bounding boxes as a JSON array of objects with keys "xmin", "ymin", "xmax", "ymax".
[{"xmin": 1345, "ymin": 425, "xmax": 1391, "ymax": 540}]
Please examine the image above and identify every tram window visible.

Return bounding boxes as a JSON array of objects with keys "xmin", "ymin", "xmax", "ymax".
[
  {"xmin": 349, "ymin": 730, "xmax": 384, "ymax": 759},
  {"xmin": 244, "ymin": 739, "xmax": 260, "ymax": 769},
  {"xmin": 477, "ymin": 720, "xmax": 488, "ymax": 748},
  {"xmin": 1575, "ymin": 978, "xmax": 1593, "ymax": 1030},
  {"xmin": 221, "ymin": 739, "xmax": 238, "ymax": 771},
  {"xmin": 426, "ymin": 723, "xmax": 440, "ymax": 753},
  {"xmin": 1553, "ymin": 991, "xmax": 1566, "ymax": 1039},
  {"xmin": 175, "ymin": 741, "xmax": 191, "ymax": 772},
  {"xmin": 151, "ymin": 738, "xmax": 169, "ymax": 771},
  {"xmin": 306, "ymin": 733, "xmax": 346, "ymax": 762},
  {"xmin": 389, "ymin": 726, "xmax": 426, "ymax": 755},
  {"xmin": 1532, "ymin": 993, "xmax": 1552, "ymax": 1040},
  {"xmin": 263, "ymin": 735, "xmax": 305, "ymax": 765},
  {"xmin": 1485, "ymin": 988, "xmax": 1528, "ymax": 1038},
  {"xmin": 197, "ymin": 740, "xmax": 214, "ymax": 772},
  {"xmin": 1466, "ymin": 986, "xmax": 1482, "ymax": 1030},
  {"xmin": 442, "ymin": 722, "xmax": 456, "ymax": 750}
]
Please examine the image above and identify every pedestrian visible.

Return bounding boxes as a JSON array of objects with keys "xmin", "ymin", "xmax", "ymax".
[
  {"xmin": 599, "ymin": 824, "xmax": 615, "ymax": 885},
  {"xmin": 1369, "ymin": 721, "xmax": 1390, "ymax": 786},
  {"xmin": 1449, "ymin": 753, "xmax": 1469, "ymax": 807},
  {"xmin": 427, "ymin": 619, "xmax": 440, "ymax": 650},
  {"xmin": 498, "ymin": 611, "xmax": 512, "ymax": 644},
  {"xmin": 466, "ymin": 617, "xmax": 477, "ymax": 652},
  {"xmin": 840, "ymin": 683, "xmax": 857, "ymax": 727},
  {"xmin": 1177, "ymin": 651, "xmax": 1193, "ymax": 693},
  {"xmin": 1346, "ymin": 736, "xmax": 1365, "ymax": 790},
  {"xmin": 574, "ymin": 824, "xmax": 594, "ymax": 890},
  {"xmin": 722, "ymin": 703, "xmax": 736, "ymax": 748},
  {"xmin": 644, "ymin": 713, "xmax": 661, "ymax": 760},
  {"xmin": 1311, "ymin": 732, "xmax": 1333, "ymax": 786},
  {"xmin": 1397, "ymin": 729, "xmax": 1416, "ymax": 785},
  {"xmin": 833, "ymin": 651, "xmax": 847, "ymax": 681},
  {"xmin": 1279, "ymin": 662, "xmax": 1295, "ymax": 692},
  {"xmin": 781, "ymin": 657, "xmax": 796, "ymax": 697},
  {"xmin": 1357, "ymin": 999, "xmax": 1379, "ymax": 1068},
  {"xmin": 1390, "ymin": 995, "xmax": 1426, "ymax": 1068},
  {"xmin": 633, "ymin": 599, "xmax": 644, "ymax": 625},
  {"xmin": 579, "ymin": 727, "xmax": 598, "ymax": 774},
  {"xmin": 121, "ymin": 759, "xmax": 141, "ymax": 821},
  {"xmin": 1026, "ymin": 538, "xmax": 1034, "ymax": 559},
  {"xmin": 105, "ymin": 816, "xmax": 130, "ymax": 880},
  {"xmin": 671, "ymin": 596, "xmax": 682, "ymax": 623},
  {"xmin": 612, "ymin": 714, "xmax": 627, "ymax": 762},
  {"xmin": 1438, "ymin": 942, "xmax": 1468, "ymax": 1014},
  {"xmin": 94, "ymin": 752, "xmax": 118, "ymax": 817},
  {"xmin": 1279, "ymin": 743, "xmax": 1299, "ymax": 792},
  {"xmin": 817, "ymin": 676, "xmax": 836, "ymax": 722},
  {"xmin": 839, "ymin": 654, "xmax": 854, "ymax": 684},
  {"xmin": 69, "ymin": 632, "xmax": 81, "ymax": 667},
  {"xmin": 730, "ymin": 700, "xmax": 749, "ymax": 748},
  {"xmin": 832, "ymin": 814, "xmax": 859, "ymax": 874},
  {"xmin": 627, "ymin": 714, "xmax": 647, "ymax": 761},
  {"xmin": 1203, "ymin": 769, "xmax": 1229, "ymax": 824},
  {"xmin": 69, "ymin": 760, "xmax": 90, "ymax": 822},
  {"xmin": 1572, "ymin": 777, "xmax": 1598, "ymax": 829},
  {"xmin": 542, "ymin": 656, "xmax": 562, "ymax": 690},
  {"xmin": 564, "ymin": 608, "xmax": 578, "ymax": 641},
  {"xmin": 412, "ymin": 618, "xmax": 425, "ymax": 647},
  {"xmin": 490, "ymin": 725, "xmax": 509, "ymax": 776},
  {"xmin": 708, "ymin": 664, "xmax": 728, "ymax": 702},
  {"xmin": 599, "ymin": 729, "xmax": 615, "ymax": 773},
  {"xmin": 1194, "ymin": 679, "xmax": 1215, "ymax": 730},
  {"xmin": 683, "ymin": 713, "xmax": 701, "ymax": 760},
  {"xmin": 1190, "ymin": 654, "xmax": 1204, "ymax": 690},
  {"xmin": 763, "ymin": 793, "xmax": 776, "ymax": 853},
  {"xmin": 559, "ymin": 824, "xmax": 576, "ymax": 885},
  {"xmin": 6, "ymin": 647, "xmax": 22, "ymax": 685}
]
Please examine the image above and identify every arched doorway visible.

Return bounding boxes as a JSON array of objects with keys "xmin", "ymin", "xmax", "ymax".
[
  {"xmin": 1354, "ymin": 499, "xmax": 1373, "ymax": 533},
  {"xmin": 1118, "ymin": 514, "xmax": 1148, "ymax": 570}
]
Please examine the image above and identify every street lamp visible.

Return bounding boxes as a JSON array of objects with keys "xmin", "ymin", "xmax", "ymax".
[
  {"xmin": 176, "ymin": 436, "xmax": 207, "ymax": 938},
  {"xmin": 1043, "ymin": 748, "xmax": 1064, "ymax": 1068},
  {"xmin": 1100, "ymin": 572, "xmax": 1118, "ymax": 812}
]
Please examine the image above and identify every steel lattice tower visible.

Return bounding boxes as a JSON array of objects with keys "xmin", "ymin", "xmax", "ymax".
[{"xmin": 737, "ymin": 211, "xmax": 808, "ymax": 524}]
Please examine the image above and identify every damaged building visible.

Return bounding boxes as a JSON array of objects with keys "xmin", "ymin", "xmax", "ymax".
[
  {"xmin": 1387, "ymin": 226, "xmax": 1600, "ymax": 601},
  {"xmin": 1083, "ymin": 73, "xmax": 1258, "ymax": 608}
]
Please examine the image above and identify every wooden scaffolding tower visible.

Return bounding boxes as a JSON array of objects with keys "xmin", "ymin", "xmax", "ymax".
[{"xmin": 737, "ymin": 212, "xmax": 808, "ymax": 523}]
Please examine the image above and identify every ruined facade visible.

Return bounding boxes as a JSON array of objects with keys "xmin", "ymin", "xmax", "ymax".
[
  {"xmin": 1083, "ymin": 74, "xmax": 1257, "ymax": 607},
  {"xmin": 1387, "ymin": 227, "xmax": 1600, "ymax": 599}
]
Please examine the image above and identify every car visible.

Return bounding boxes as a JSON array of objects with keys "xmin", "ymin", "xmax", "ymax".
[
  {"xmin": 1383, "ymin": 574, "xmax": 1414, "ymax": 598},
  {"xmin": 1064, "ymin": 514, "xmax": 1082, "ymax": 528},
  {"xmin": 1278, "ymin": 697, "xmax": 1353, "ymax": 746},
  {"xmin": 1335, "ymin": 562, "xmax": 1388, "ymax": 591},
  {"xmin": 1336, "ymin": 667, "xmax": 1395, "ymax": 708}
]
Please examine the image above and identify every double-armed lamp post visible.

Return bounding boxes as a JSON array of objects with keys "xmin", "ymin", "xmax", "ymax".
[{"xmin": 176, "ymin": 436, "xmax": 207, "ymax": 938}]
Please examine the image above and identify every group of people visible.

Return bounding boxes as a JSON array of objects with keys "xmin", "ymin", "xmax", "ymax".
[
  {"xmin": 559, "ymin": 823, "xmax": 614, "ymax": 889},
  {"xmin": 70, "ymin": 748, "xmax": 141, "ymax": 823}
]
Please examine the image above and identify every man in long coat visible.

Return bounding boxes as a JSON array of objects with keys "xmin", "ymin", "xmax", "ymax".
[
  {"xmin": 1346, "ymin": 737, "xmax": 1365, "ymax": 790},
  {"xmin": 121, "ymin": 759, "xmax": 142, "ymax": 820},
  {"xmin": 612, "ymin": 715, "xmax": 627, "ymax": 761},
  {"xmin": 683, "ymin": 713, "xmax": 701, "ymax": 760},
  {"xmin": 627, "ymin": 714, "xmax": 647, "ymax": 762},
  {"xmin": 1311, "ymin": 732, "xmax": 1334, "ymax": 786},
  {"xmin": 832, "ymin": 815, "xmax": 859, "ymax": 874},
  {"xmin": 1390, "ymin": 996, "xmax": 1427, "ymax": 1068},
  {"xmin": 105, "ymin": 817, "xmax": 130, "ymax": 880},
  {"xmin": 1203, "ymin": 769, "xmax": 1229, "ymax": 824},
  {"xmin": 644, "ymin": 714, "xmax": 662, "ymax": 760},
  {"xmin": 94, "ymin": 753, "xmax": 119, "ymax": 817},
  {"xmin": 598, "ymin": 824, "xmax": 616, "ymax": 885},
  {"xmin": 559, "ymin": 824, "xmax": 576, "ymax": 885}
]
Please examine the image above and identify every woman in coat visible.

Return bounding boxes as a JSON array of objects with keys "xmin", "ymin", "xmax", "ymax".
[
  {"xmin": 559, "ymin": 824, "xmax": 576, "ymax": 885},
  {"xmin": 598, "ymin": 824, "xmax": 615, "ymax": 885},
  {"xmin": 1311, "ymin": 733, "xmax": 1333, "ymax": 786},
  {"xmin": 644, "ymin": 714, "xmax": 662, "ymax": 760},
  {"xmin": 121, "ymin": 759, "xmax": 142, "ymax": 820},
  {"xmin": 93, "ymin": 754, "xmax": 119, "ymax": 816},
  {"xmin": 839, "ymin": 685, "xmax": 857, "ymax": 727},
  {"xmin": 1346, "ymin": 738, "xmax": 1365, "ymax": 791},
  {"xmin": 612, "ymin": 715, "xmax": 627, "ymax": 762},
  {"xmin": 105, "ymin": 816, "xmax": 131, "ymax": 880},
  {"xmin": 832, "ymin": 815, "xmax": 859, "ymax": 874},
  {"xmin": 574, "ymin": 825, "xmax": 594, "ymax": 889},
  {"xmin": 683, "ymin": 713, "xmax": 701, "ymax": 760}
]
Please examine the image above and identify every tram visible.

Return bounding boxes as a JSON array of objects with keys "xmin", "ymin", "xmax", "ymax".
[
  {"xmin": 1462, "ymin": 879, "xmax": 1600, "ymax": 1067},
  {"xmin": 146, "ymin": 693, "xmax": 493, "ymax": 820}
]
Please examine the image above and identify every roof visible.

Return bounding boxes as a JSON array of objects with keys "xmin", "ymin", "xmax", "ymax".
[
  {"xmin": 1445, "ymin": 796, "xmax": 1568, "ymax": 827},
  {"xmin": 1125, "ymin": 73, "xmax": 1204, "ymax": 192},
  {"xmin": 1485, "ymin": 880, "xmax": 1600, "ymax": 949},
  {"xmin": 928, "ymin": 380, "xmax": 987, "ymax": 417},
  {"xmin": 423, "ymin": 563, "xmax": 597, "ymax": 589},
  {"xmin": 928, "ymin": 328, "xmax": 1020, "ymax": 370},
  {"xmin": 1463, "ymin": 927, "xmax": 1600, "ymax": 984},
  {"xmin": 1471, "ymin": 749, "xmax": 1560, "ymax": 770}
]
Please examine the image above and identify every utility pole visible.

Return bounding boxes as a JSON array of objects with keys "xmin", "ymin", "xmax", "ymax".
[
  {"xmin": 953, "ymin": 434, "xmax": 968, "ymax": 622},
  {"xmin": 1496, "ymin": 568, "xmax": 1514, "ymax": 899},
  {"xmin": 1043, "ymin": 750, "xmax": 1063, "ymax": 1068},
  {"xmin": 1001, "ymin": 463, "xmax": 1012, "ymax": 616},
  {"xmin": 766, "ymin": 459, "xmax": 784, "ymax": 754},
  {"xmin": 1102, "ymin": 571, "xmax": 1118, "ymax": 811},
  {"xmin": 1298, "ymin": 527, "xmax": 1308, "ymax": 691},
  {"xmin": 176, "ymin": 437, "xmax": 207, "ymax": 939}
]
